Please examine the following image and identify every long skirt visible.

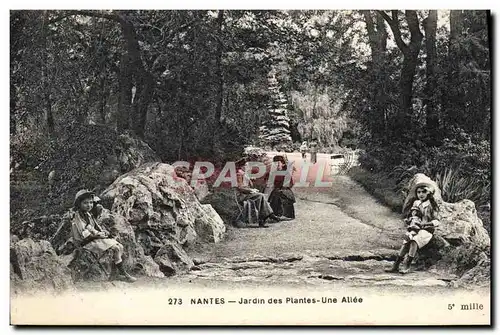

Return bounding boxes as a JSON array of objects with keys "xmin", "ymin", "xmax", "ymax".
[
  {"xmin": 237, "ymin": 192, "xmax": 274, "ymax": 225},
  {"xmin": 83, "ymin": 238, "xmax": 119, "ymax": 257},
  {"xmin": 406, "ymin": 229, "xmax": 433, "ymax": 249},
  {"xmin": 268, "ymin": 188, "xmax": 296, "ymax": 219}
]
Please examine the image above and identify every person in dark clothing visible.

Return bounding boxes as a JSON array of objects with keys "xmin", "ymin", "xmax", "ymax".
[
  {"xmin": 309, "ymin": 140, "xmax": 318, "ymax": 164},
  {"xmin": 234, "ymin": 157, "xmax": 290, "ymax": 227},
  {"xmin": 267, "ymin": 155, "xmax": 295, "ymax": 220}
]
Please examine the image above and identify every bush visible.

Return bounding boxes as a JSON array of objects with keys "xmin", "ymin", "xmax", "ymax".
[
  {"xmin": 10, "ymin": 124, "xmax": 160, "ymax": 225},
  {"xmin": 423, "ymin": 131, "xmax": 490, "ymax": 184},
  {"xmin": 359, "ymin": 128, "xmax": 491, "ymax": 207},
  {"xmin": 435, "ymin": 167, "xmax": 490, "ymax": 205},
  {"xmin": 10, "ymin": 132, "xmax": 54, "ymax": 171}
]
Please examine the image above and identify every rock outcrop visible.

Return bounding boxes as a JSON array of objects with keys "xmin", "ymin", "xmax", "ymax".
[
  {"xmin": 195, "ymin": 204, "xmax": 226, "ymax": 243},
  {"xmin": 201, "ymin": 188, "xmax": 241, "ymax": 225},
  {"xmin": 98, "ymin": 208, "xmax": 164, "ymax": 278},
  {"xmin": 100, "ymin": 162, "xmax": 226, "ymax": 276},
  {"xmin": 11, "ymin": 161, "xmax": 227, "ymax": 290},
  {"xmin": 10, "ymin": 238, "xmax": 74, "ymax": 293},
  {"xmin": 437, "ymin": 200, "xmax": 490, "ymax": 247}
]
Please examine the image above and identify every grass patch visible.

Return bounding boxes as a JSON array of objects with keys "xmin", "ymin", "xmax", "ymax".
[{"xmin": 347, "ymin": 166, "xmax": 403, "ymax": 213}]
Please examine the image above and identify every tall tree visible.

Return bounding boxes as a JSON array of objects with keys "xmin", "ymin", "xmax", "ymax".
[
  {"xmin": 362, "ymin": 10, "xmax": 389, "ymax": 141},
  {"xmin": 10, "ymin": 11, "xmax": 27, "ymax": 135},
  {"xmin": 450, "ymin": 10, "xmax": 463, "ymax": 45},
  {"xmin": 378, "ymin": 10, "xmax": 423, "ymax": 138},
  {"xmin": 423, "ymin": 10, "xmax": 439, "ymax": 144},
  {"xmin": 47, "ymin": 10, "xmax": 158, "ymax": 137},
  {"xmin": 214, "ymin": 10, "xmax": 225, "ymax": 124},
  {"xmin": 41, "ymin": 11, "xmax": 55, "ymax": 135}
]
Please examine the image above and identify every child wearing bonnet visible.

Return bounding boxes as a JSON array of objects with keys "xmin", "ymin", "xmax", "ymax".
[{"xmin": 386, "ymin": 178, "xmax": 441, "ymax": 274}]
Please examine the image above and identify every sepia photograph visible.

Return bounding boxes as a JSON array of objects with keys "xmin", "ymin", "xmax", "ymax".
[{"xmin": 9, "ymin": 7, "xmax": 492, "ymax": 326}]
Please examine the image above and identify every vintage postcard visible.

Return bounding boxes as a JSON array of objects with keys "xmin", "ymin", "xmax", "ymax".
[{"xmin": 9, "ymin": 9, "xmax": 491, "ymax": 326}]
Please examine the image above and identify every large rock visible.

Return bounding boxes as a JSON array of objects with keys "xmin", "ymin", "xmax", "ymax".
[
  {"xmin": 404, "ymin": 174, "xmax": 490, "ymax": 285},
  {"xmin": 193, "ymin": 180, "xmax": 210, "ymax": 201},
  {"xmin": 201, "ymin": 188, "xmax": 241, "ymax": 225},
  {"xmin": 438, "ymin": 200, "xmax": 490, "ymax": 247},
  {"xmin": 100, "ymin": 162, "xmax": 225, "ymax": 276},
  {"xmin": 10, "ymin": 238, "xmax": 74, "ymax": 292},
  {"xmin": 455, "ymin": 255, "xmax": 490, "ymax": 287},
  {"xmin": 194, "ymin": 204, "xmax": 226, "ymax": 243},
  {"xmin": 99, "ymin": 209, "xmax": 164, "ymax": 278},
  {"xmin": 154, "ymin": 241, "xmax": 195, "ymax": 276},
  {"xmin": 67, "ymin": 246, "xmax": 115, "ymax": 282}
]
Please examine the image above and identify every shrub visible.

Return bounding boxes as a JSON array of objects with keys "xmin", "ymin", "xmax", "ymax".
[
  {"xmin": 359, "ymin": 128, "xmax": 491, "ymax": 207},
  {"xmin": 435, "ymin": 167, "xmax": 490, "ymax": 205}
]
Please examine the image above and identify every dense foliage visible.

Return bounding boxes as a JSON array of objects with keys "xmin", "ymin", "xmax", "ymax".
[
  {"xmin": 11, "ymin": 10, "xmax": 491, "ymax": 223},
  {"xmin": 342, "ymin": 10, "xmax": 491, "ymax": 208}
]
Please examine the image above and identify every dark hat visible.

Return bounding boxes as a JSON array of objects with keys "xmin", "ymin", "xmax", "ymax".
[
  {"xmin": 235, "ymin": 157, "xmax": 247, "ymax": 166},
  {"xmin": 273, "ymin": 155, "xmax": 286, "ymax": 162}
]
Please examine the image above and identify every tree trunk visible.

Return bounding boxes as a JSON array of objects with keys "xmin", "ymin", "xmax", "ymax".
[
  {"xmin": 443, "ymin": 10, "xmax": 464, "ymax": 132},
  {"xmin": 401, "ymin": 11, "xmax": 423, "ymax": 134},
  {"xmin": 311, "ymin": 83, "xmax": 318, "ymax": 119},
  {"xmin": 41, "ymin": 11, "xmax": 55, "ymax": 136},
  {"xmin": 117, "ymin": 53, "xmax": 132, "ymax": 132},
  {"xmin": 214, "ymin": 10, "xmax": 224, "ymax": 124},
  {"xmin": 10, "ymin": 83, "xmax": 17, "ymax": 135},
  {"xmin": 362, "ymin": 10, "xmax": 389, "ymax": 142},
  {"xmin": 363, "ymin": 10, "xmax": 387, "ymax": 63},
  {"xmin": 379, "ymin": 10, "xmax": 423, "ymax": 139},
  {"xmin": 423, "ymin": 10, "xmax": 439, "ymax": 144},
  {"xmin": 98, "ymin": 77, "xmax": 108, "ymax": 124},
  {"xmin": 10, "ymin": 12, "xmax": 26, "ymax": 136},
  {"xmin": 118, "ymin": 14, "xmax": 154, "ymax": 139},
  {"xmin": 399, "ymin": 53, "xmax": 418, "ymax": 129},
  {"xmin": 45, "ymin": 92, "xmax": 55, "ymax": 132},
  {"xmin": 450, "ymin": 10, "xmax": 463, "ymax": 44},
  {"xmin": 133, "ymin": 72, "xmax": 154, "ymax": 138}
]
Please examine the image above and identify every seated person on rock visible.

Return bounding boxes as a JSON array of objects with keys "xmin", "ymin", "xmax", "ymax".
[
  {"xmin": 268, "ymin": 155, "xmax": 296, "ymax": 220},
  {"xmin": 71, "ymin": 189, "xmax": 136, "ymax": 282},
  {"xmin": 234, "ymin": 158, "xmax": 291, "ymax": 228},
  {"xmin": 386, "ymin": 181, "xmax": 441, "ymax": 274}
]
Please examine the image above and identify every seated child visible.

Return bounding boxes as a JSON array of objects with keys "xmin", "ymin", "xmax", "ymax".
[{"xmin": 71, "ymin": 189, "xmax": 136, "ymax": 282}]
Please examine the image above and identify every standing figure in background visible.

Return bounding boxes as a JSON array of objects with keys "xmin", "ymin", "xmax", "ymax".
[
  {"xmin": 299, "ymin": 141, "xmax": 308, "ymax": 159},
  {"xmin": 309, "ymin": 140, "xmax": 318, "ymax": 164}
]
